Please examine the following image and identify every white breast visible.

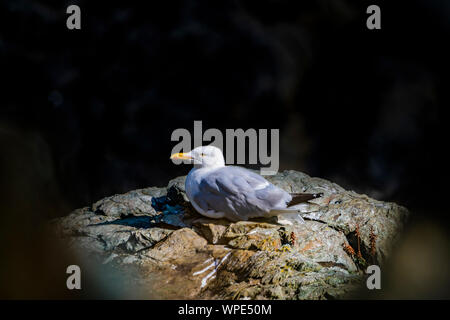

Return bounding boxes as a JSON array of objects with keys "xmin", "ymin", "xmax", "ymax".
[{"xmin": 185, "ymin": 167, "xmax": 225, "ymax": 219}]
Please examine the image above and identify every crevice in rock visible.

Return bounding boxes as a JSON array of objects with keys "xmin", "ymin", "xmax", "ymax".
[
  {"xmin": 302, "ymin": 217, "xmax": 342, "ymax": 233},
  {"xmin": 344, "ymin": 230, "xmax": 373, "ymax": 269},
  {"xmin": 317, "ymin": 261, "xmax": 349, "ymax": 271}
]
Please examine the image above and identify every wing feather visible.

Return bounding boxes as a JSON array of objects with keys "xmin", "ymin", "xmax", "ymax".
[{"xmin": 195, "ymin": 166, "xmax": 291, "ymax": 220}]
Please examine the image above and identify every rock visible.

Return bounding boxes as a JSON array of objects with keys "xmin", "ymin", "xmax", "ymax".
[
  {"xmin": 92, "ymin": 187, "xmax": 166, "ymax": 218},
  {"xmin": 193, "ymin": 218, "xmax": 229, "ymax": 244},
  {"xmin": 51, "ymin": 170, "xmax": 408, "ymax": 299},
  {"xmin": 142, "ymin": 228, "xmax": 208, "ymax": 262}
]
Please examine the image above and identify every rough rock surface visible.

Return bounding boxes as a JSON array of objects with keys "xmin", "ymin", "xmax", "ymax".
[{"xmin": 51, "ymin": 170, "xmax": 409, "ymax": 299}]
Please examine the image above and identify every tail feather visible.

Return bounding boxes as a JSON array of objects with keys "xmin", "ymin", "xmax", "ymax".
[
  {"xmin": 287, "ymin": 192, "xmax": 323, "ymax": 207},
  {"xmin": 266, "ymin": 193, "xmax": 323, "ymax": 225}
]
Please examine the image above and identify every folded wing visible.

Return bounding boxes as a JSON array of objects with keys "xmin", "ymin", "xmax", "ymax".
[{"xmin": 193, "ymin": 166, "xmax": 292, "ymax": 221}]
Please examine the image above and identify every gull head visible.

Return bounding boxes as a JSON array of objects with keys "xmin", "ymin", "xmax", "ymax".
[{"xmin": 170, "ymin": 145, "xmax": 225, "ymax": 169}]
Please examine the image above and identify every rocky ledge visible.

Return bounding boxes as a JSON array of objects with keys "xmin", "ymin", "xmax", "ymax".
[{"xmin": 51, "ymin": 170, "xmax": 408, "ymax": 299}]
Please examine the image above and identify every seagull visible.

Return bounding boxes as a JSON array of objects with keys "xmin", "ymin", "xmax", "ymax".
[{"xmin": 170, "ymin": 145, "xmax": 322, "ymax": 223}]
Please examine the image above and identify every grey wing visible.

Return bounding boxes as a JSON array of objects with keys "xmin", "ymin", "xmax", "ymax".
[{"xmin": 196, "ymin": 167, "xmax": 291, "ymax": 220}]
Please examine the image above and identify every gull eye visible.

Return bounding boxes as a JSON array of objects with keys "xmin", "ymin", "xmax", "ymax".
[{"xmin": 201, "ymin": 153, "xmax": 205, "ymax": 157}]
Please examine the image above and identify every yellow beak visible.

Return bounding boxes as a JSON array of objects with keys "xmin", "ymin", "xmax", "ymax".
[{"xmin": 170, "ymin": 152, "xmax": 193, "ymax": 160}]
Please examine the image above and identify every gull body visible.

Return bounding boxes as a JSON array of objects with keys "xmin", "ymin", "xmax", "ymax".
[{"xmin": 171, "ymin": 146, "xmax": 319, "ymax": 222}]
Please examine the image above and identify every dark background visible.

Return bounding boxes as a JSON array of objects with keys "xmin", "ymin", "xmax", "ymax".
[{"xmin": 0, "ymin": 0, "xmax": 449, "ymax": 298}]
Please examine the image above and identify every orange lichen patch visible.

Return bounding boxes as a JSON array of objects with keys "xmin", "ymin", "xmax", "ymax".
[
  {"xmin": 299, "ymin": 240, "xmax": 322, "ymax": 253},
  {"xmin": 279, "ymin": 245, "xmax": 292, "ymax": 252},
  {"xmin": 280, "ymin": 265, "xmax": 292, "ymax": 274},
  {"xmin": 259, "ymin": 237, "xmax": 281, "ymax": 251},
  {"xmin": 343, "ymin": 243, "xmax": 355, "ymax": 256},
  {"xmin": 321, "ymin": 193, "xmax": 340, "ymax": 205}
]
